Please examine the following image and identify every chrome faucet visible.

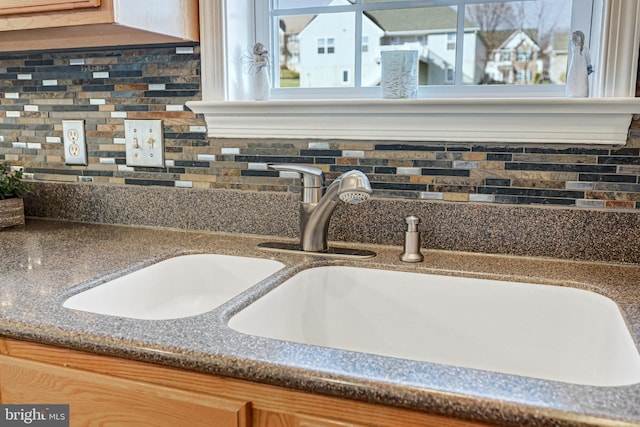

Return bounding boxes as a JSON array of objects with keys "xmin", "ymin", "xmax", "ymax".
[{"xmin": 269, "ymin": 164, "xmax": 373, "ymax": 253}]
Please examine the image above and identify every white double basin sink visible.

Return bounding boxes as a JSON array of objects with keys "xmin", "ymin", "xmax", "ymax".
[
  {"xmin": 63, "ymin": 254, "xmax": 640, "ymax": 387},
  {"xmin": 64, "ymin": 254, "xmax": 285, "ymax": 320}
]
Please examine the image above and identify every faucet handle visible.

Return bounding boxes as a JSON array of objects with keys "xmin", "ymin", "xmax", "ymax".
[{"xmin": 269, "ymin": 164, "xmax": 325, "ymax": 188}]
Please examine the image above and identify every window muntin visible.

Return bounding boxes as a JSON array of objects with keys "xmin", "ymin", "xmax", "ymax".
[{"xmin": 267, "ymin": 0, "xmax": 582, "ymax": 98}]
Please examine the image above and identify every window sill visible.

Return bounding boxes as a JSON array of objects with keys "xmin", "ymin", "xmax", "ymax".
[{"xmin": 187, "ymin": 97, "xmax": 640, "ymax": 145}]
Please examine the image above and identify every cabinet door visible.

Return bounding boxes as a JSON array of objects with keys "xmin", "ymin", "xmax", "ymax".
[
  {"xmin": 253, "ymin": 409, "xmax": 369, "ymax": 427},
  {"xmin": 0, "ymin": 0, "xmax": 100, "ymax": 16},
  {"xmin": 0, "ymin": 356, "xmax": 250, "ymax": 427}
]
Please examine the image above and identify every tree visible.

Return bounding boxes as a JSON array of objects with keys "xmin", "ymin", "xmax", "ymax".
[
  {"xmin": 466, "ymin": 3, "xmax": 518, "ymax": 51},
  {"xmin": 467, "ymin": 1, "xmax": 570, "ymax": 53},
  {"xmin": 467, "ymin": 0, "xmax": 571, "ymax": 84},
  {"xmin": 508, "ymin": 0, "xmax": 567, "ymax": 53}
]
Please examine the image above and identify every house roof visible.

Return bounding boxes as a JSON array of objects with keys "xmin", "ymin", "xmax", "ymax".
[
  {"xmin": 280, "ymin": 15, "xmax": 315, "ymax": 35},
  {"xmin": 285, "ymin": 0, "xmax": 477, "ymax": 35},
  {"xmin": 482, "ymin": 29, "xmax": 538, "ymax": 52},
  {"xmin": 364, "ymin": 4, "xmax": 476, "ymax": 33},
  {"xmin": 497, "ymin": 29, "xmax": 540, "ymax": 51}
]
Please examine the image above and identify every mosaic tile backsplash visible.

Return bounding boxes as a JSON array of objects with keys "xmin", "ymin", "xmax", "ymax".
[{"xmin": 1, "ymin": 44, "xmax": 640, "ymax": 209}]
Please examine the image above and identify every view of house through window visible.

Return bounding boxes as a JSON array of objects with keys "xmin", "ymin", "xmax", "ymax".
[{"xmin": 273, "ymin": 0, "xmax": 575, "ymax": 91}]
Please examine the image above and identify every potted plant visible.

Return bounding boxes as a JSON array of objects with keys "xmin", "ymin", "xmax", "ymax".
[{"xmin": 0, "ymin": 164, "xmax": 35, "ymax": 229}]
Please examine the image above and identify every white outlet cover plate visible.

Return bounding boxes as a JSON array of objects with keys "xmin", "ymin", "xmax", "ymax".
[
  {"xmin": 124, "ymin": 119, "xmax": 164, "ymax": 167},
  {"xmin": 62, "ymin": 120, "xmax": 88, "ymax": 165}
]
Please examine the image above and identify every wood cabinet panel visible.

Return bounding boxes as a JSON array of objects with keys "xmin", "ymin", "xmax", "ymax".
[
  {"xmin": 253, "ymin": 409, "xmax": 294, "ymax": 427},
  {"xmin": 253, "ymin": 410, "xmax": 369, "ymax": 427},
  {"xmin": 0, "ymin": 0, "xmax": 113, "ymax": 32},
  {"xmin": 0, "ymin": 338, "xmax": 492, "ymax": 427},
  {"xmin": 0, "ymin": 0, "xmax": 100, "ymax": 16},
  {"xmin": 0, "ymin": 0, "xmax": 198, "ymax": 51},
  {"xmin": 0, "ymin": 356, "xmax": 250, "ymax": 427}
]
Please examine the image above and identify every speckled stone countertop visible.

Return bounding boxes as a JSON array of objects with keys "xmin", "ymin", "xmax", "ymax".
[{"xmin": 2, "ymin": 218, "xmax": 640, "ymax": 427}]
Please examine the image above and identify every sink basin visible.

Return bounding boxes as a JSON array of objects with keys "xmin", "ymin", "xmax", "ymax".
[
  {"xmin": 229, "ymin": 266, "xmax": 640, "ymax": 386},
  {"xmin": 64, "ymin": 254, "xmax": 284, "ymax": 320}
]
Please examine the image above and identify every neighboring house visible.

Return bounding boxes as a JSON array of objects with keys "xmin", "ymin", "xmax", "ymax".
[
  {"xmin": 289, "ymin": 0, "xmax": 485, "ymax": 88},
  {"xmin": 545, "ymin": 32, "xmax": 569, "ymax": 84},
  {"xmin": 483, "ymin": 29, "xmax": 543, "ymax": 84},
  {"xmin": 295, "ymin": 0, "xmax": 384, "ymax": 87},
  {"xmin": 367, "ymin": 5, "xmax": 485, "ymax": 85}
]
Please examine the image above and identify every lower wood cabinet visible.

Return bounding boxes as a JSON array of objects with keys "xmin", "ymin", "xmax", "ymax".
[
  {"xmin": 0, "ymin": 356, "xmax": 249, "ymax": 427},
  {"xmin": 0, "ymin": 338, "xmax": 489, "ymax": 427}
]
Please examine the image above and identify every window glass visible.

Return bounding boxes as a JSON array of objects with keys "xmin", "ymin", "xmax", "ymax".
[
  {"xmin": 464, "ymin": 0, "xmax": 572, "ymax": 86},
  {"xmin": 370, "ymin": 5, "xmax": 459, "ymax": 87},
  {"xmin": 280, "ymin": 11, "xmax": 355, "ymax": 88},
  {"xmin": 274, "ymin": 0, "xmax": 342, "ymax": 8},
  {"xmin": 362, "ymin": 36, "xmax": 369, "ymax": 53},
  {"xmin": 271, "ymin": 0, "xmax": 580, "ymax": 96},
  {"xmin": 279, "ymin": 14, "xmax": 313, "ymax": 88}
]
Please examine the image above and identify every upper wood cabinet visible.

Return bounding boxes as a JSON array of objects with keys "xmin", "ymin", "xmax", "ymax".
[
  {"xmin": 0, "ymin": 0, "xmax": 100, "ymax": 16},
  {"xmin": 0, "ymin": 0, "xmax": 198, "ymax": 52}
]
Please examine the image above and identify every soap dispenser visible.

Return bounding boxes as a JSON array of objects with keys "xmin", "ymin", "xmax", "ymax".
[{"xmin": 400, "ymin": 215, "xmax": 424, "ymax": 262}]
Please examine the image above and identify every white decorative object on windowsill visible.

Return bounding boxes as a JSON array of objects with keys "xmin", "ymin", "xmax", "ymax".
[
  {"xmin": 566, "ymin": 31, "xmax": 593, "ymax": 98},
  {"xmin": 254, "ymin": 67, "xmax": 271, "ymax": 101},
  {"xmin": 244, "ymin": 42, "xmax": 271, "ymax": 101},
  {"xmin": 381, "ymin": 50, "xmax": 418, "ymax": 99}
]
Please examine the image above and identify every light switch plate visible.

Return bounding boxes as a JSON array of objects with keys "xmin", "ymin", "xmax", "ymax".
[
  {"xmin": 62, "ymin": 120, "xmax": 88, "ymax": 165},
  {"xmin": 124, "ymin": 120, "xmax": 164, "ymax": 167}
]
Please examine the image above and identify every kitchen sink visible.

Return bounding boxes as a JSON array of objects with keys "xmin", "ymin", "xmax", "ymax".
[
  {"xmin": 229, "ymin": 265, "xmax": 640, "ymax": 386},
  {"xmin": 63, "ymin": 254, "xmax": 284, "ymax": 320}
]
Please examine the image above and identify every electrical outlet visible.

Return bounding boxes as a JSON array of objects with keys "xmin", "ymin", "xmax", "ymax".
[
  {"xmin": 124, "ymin": 120, "xmax": 164, "ymax": 167},
  {"xmin": 62, "ymin": 120, "xmax": 88, "ymax": 165}
]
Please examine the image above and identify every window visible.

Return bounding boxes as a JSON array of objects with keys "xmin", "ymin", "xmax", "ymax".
[
  {"xmin": 317, "ymin": 38, "xmax": 335, "ymax": 55},
  {"xmin": 445, "ymin": 66, "xmax": 455, "ymax": 83},
  {"xmin": 516, "ymin": 51, "xmax": 533, "ymax": 62},
  {"xmin": 515, "ymin": 70, "xmax": 532, "ymax": 83},
  {"xmin": 327, "ymin": 38, "xmax": 335, "ymax": 54},
  {"xmin": 188, "ymin": 0, "xmax": 640, "ymax": 146},
  {"xmin": 265, "ymin": 0, "xmax": 585, "ymax": 97},
  {"xmin": 447, "ymin": 32, "xmax": 456, "ymax": 51}
]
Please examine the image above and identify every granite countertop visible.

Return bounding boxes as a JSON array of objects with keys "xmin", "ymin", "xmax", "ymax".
[{"xmin": 2, "ymin": 218, "xmax": 640, "ymax": 427}]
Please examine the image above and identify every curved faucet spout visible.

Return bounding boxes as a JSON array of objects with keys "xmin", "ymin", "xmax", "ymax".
[
  {"xmin": 302, "ymin": 170, "xmax": 372, "ymax": 252},
  {"xmin": 268, "ymin": 165, "xmax": 372, "ymax": 253}
]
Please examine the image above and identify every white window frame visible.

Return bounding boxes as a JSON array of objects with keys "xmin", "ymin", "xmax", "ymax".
[{"xmin": 187, "ymin": 0, "xmax": 640, "ymax": 145}]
